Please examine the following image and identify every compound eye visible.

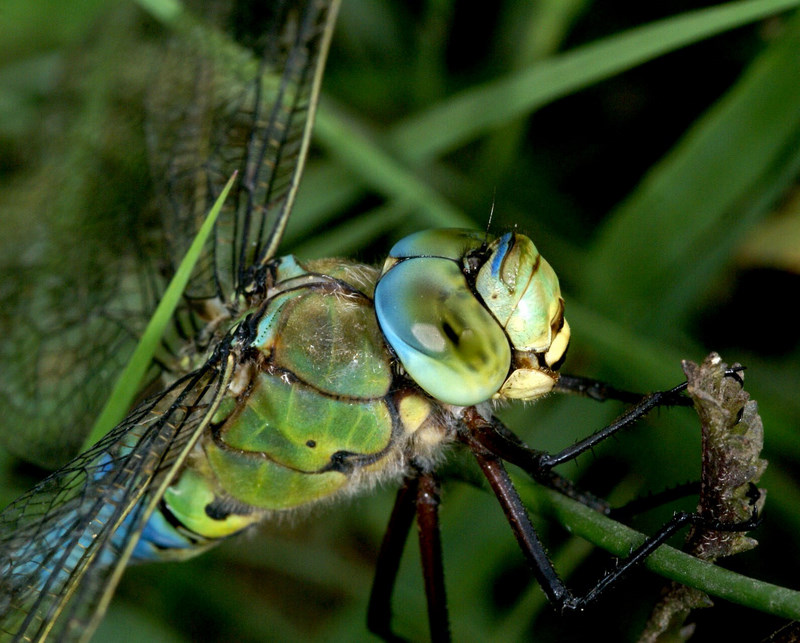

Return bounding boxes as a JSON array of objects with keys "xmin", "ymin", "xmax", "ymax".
[
  {"xmin": 375, "ymin": 257, "xmax": 511, "ymax": 406},
  {"xmin": 476, "ymin": 233, "xmax": 564, "ymax": 354}
]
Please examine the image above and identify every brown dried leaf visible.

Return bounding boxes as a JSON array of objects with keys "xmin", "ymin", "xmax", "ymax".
[{"xmin": 638, "ymin": 353, "xmax": 767, "ymax": 643}]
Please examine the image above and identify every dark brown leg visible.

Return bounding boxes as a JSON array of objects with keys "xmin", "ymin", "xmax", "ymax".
[
  {"xmin": 416, "ymin": 473, "xmax": 450, "ymax": 642},
  {"xmin": 367, "ymin": 472, "xmax": 451, "ymax": 642},
  {"xmin": 368, "ymin": 476, "xmax": 418, "ymax": 642},
  {"xmin": 459, "ymin": 424, "xmax": 570, "ymax": 607},
  {"xmin": 459, "ymin": 407, "xmax": 759, "ymax": 613}
]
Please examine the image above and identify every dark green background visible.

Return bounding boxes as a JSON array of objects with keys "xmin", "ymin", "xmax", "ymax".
[{"xmin": 2, "ymin": 1, "xmax": 800, "ymax": 641}]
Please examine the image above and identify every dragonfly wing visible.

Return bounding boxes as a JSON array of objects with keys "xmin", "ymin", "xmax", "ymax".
[
  {"xmin": 0, "ymin": 350, "xmax": 234, "ymax": 643},
  {"xmin": 0, "ymin": 14, "xmax": 173, "ymax": 469},
  {"xmin": 146, "ymin": 0, "xmax": 341, "ymax": 302},
  {"xmin": 0, "ymin": 0, "xmax": 340, "ymax": 469},
  {"xmin": 0, "ymin": 268, "xmax": 157, "ymax": 469}
]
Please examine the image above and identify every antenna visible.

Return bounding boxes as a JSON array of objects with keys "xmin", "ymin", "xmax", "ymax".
[{"xmin": 485, "ymin": 188, "xmax": 497, "ymax": 243}]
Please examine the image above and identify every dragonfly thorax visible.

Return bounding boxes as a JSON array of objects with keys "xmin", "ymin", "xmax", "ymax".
[{"xmin": 150, "ymin": 253, "xmax": 450, "ymax": 551}]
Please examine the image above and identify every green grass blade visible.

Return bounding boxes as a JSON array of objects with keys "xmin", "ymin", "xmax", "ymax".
[
  {"xmin": 391, "ymin": 0, "xmax": 800, "ymax": 162},
  {"xmin": 308, "ymin": 1, "xmax": 800, "ymax": 241},
  {"xmin": 313, "ymin": 103, "xmax": 472, "ymax": 228},
  {"xmin": 581, "ymin": 9, "xmax": 800, "ymax": 337},
  {"xmin": 516, "ymin": 478, "xmax": 800, "ymax": 620},
  {"xmin": 82, "ymin": 172, "xmax": 237, "ymax": 449},
  {"xmin": 135, "ymin": 0, "xmax": 182, "ymax": 24}
]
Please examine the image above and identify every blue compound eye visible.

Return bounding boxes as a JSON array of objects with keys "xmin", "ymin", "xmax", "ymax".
[
  {"xmin": 375, "ymin": 256, "xmax": 511, "ymax": 407},
  {"xmin": 376, "ymin": 228, "xmax": 570, "ymax": 405},
  {"xmin": 385, "ymin": 228, "xmax": 487, "ymax": 261}
]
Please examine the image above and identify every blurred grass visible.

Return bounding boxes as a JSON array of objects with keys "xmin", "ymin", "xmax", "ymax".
[{"xmin": 3, "ymin": 0, "xmax": 800, "ymax": 642}]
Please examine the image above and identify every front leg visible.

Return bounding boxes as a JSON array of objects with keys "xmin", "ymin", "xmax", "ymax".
[
  {"xmin": 546, "ymin": 367, "xmax": 743, "ymax": 467},
  {"xmin": 555, "ymin": 373, "xmax": 691, "ymax": 405},
  {"xmin": 458, "ymin": 406, "xmax": 760, "ymax": 614}
]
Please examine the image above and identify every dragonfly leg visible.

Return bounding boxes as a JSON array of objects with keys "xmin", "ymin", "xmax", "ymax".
[
  {"xmin": 416, "ymin": 474, "xmax": 450, "ymax": 643},
  {"xmin": 543, "ymin": 377, "xmax": 708, "ymax": 469},
  {"xmin": 467, "ymin": 413, "xmax": 705, "ymax": 522},
  {"xmin": 555, "ymin": 373, "xmax": 692, "ymax": 405},
  {"xmin": 368, "ymin": 471, "xmax": 451, "ymax": 643},
  {"xmin": 543, "ymin": 366, "xmax": 745, "ymax": 469},
  {"xmin": 466, "ymin": 412, "xmax": 611, "ymax": 513},
  {"xmin": 459, "ymin": 403, "xmax": 760, "ymax": 613},
  {"xmin": 479, "ymin": 368, "xmax": 744, "ymax": 510},
  {"xmin": 554, "ymin": 366, "xmax": 743, "ymax": 407},
  {"xmin": 460, "ymin": 414, "xmax": 760, "ymax": 612},
  {"xmin": 461, "ymin": 428, "xmax": 570, "ymax": 606},
  {"xmin": 368, "ymin": 476, "xmax": 418, "ymax": 642},
  {"xmin": 558, "ymin": 508, "xmax": 762, "ymax": 611},
  {"xmin": 466, "ymin": 379, "xmax": 701, "ymax": 492},
  {"xmin": 609, "ymin": 481, "xmax": 700, "ymax": 522},
  {"xmin": 476, "ymin": 382, "xmax": 687, "ymax": 473}
]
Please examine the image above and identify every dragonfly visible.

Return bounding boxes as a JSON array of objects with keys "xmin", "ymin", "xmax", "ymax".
[{"xmin": 0, "ymin": 1, "xmax": 766, "ymax": 641}]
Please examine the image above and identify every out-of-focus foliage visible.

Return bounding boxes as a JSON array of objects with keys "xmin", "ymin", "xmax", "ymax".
[{"xmin": 2, "ymin": 1, "xmax": 800, "ymax": 641}]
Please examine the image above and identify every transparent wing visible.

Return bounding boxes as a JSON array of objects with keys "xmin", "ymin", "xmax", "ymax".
[
  {"xmin": 0, "ymin": 1, "xmax": 339, "ymax": 469},
  {"xmin": 0, "ymin": 12, "xmax": 170, "ymax": 468},
  {"xmin": 0, "ymin": 241, "xmax": 165, "ymax": 467},
  {"xmin": 0, "ymin": 349, "xmax": 234, "ymax": 643},
  {"xmin": 146, "ymin": 0, "xmax": 340, "ymax": 301}
]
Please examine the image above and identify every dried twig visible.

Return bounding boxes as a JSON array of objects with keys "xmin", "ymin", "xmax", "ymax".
[{"xmin": 639, "ymin": 353, "xmax": 767, "ymax": 642}]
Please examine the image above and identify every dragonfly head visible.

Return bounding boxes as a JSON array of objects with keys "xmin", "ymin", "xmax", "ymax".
[{"xmin": 375, "ymin": 229, "xmax": 570, "ymax": 407}]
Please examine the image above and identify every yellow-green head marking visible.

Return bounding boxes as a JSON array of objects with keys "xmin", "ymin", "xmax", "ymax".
[{"xmin": 374, "ymin": 229, "xmax": 570, "ymax": 406}]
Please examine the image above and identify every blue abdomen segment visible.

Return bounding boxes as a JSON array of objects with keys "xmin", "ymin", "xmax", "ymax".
[
  {"xmin": 126, "ymin": 467, "xmax": 264, "ymax": 562},
  {"xmin": 124, "ymin": 505, "xmax": 200, "ymax": 562}
]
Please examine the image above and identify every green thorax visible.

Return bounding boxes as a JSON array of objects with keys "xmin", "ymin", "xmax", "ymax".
[{"xmin": 163, "ymin": 255, "xmax": 436, "ymax": 541}]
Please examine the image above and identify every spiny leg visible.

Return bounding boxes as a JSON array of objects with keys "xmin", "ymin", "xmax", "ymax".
[
  {"xmin": 563, "ymin": 509, "xmax": 761, "ymax": 610},
  {"xmin": 505, "ymin": 369, "xmax": 745, "ymax": 508},
  {"xmin": 459, "ymin": 393, "xmax": 759, "ymax": 613},
  {"xmin": 367, "ymin": 369, "xmax": 754, "ymax": 636},
  {"xmin": 554, "ymin": 367, "xmax": 743, "ymax": 408},
  {"xmin": 610, "ymin": 481, "xmax": 700, "ymax": 522},
  {"xmin": 460, "ymin": 427, "xmax": 569, "ymax": 607},
  {"xmin": 555, "ymin": 373, "xmax": 694, "ymax": 405},
  {"xmin": 488, "ymin": 368, "xmax": 744, "ymax": 475},
  {"xmin": 367, "ymin": 471, "xmax": 451, "ymax": 643},
  {"xmin": 466, "ymin": 413, "xmax": 702, "ymax": 519},
  {"xmin": 467, "ymin": 383, "xmax": 694, "ymax": 491},
  {"xmin": 543, "ymin": 381, "xmax": 697, "ymax": 468},
  {"xmin": 476, "ymin": 372, "xmax": 745, "ymax": 515},
  {"xmin": 466, "ymin": 412, "xmax": 610, "ymax": 513}
]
